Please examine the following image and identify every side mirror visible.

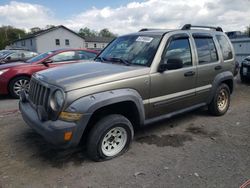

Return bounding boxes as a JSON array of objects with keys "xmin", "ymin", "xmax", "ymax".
[
  {"xmin": 6, "ymin": 56, "xmax": 11, "ymax": 60},
  {"xmin": 158, "ymin": 58, "xmax": 183, "ymax": 72},
  {"xmin": 42, "ymin": 59, "xmax": 53, "ymax": 67}
]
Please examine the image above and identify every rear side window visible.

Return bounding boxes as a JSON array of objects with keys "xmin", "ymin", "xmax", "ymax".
[
  {"xmin": 194, "ymin": 37, "xmax": 218, "ymax": 64},
  {"xmin": 216, "ymin": 35, "xmax": 233, "ymax": 60}
]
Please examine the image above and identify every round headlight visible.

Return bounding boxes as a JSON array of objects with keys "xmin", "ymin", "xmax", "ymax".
[{"xmin": 50, "ymin": 90, "xmax": 64, "ymax": 111}]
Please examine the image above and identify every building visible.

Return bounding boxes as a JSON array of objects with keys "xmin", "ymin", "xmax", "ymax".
[
  {"xmin": 226, "ymin": 32, "xmax": 250, "ymax": 64},
  {"xmin": 230, "ymin": 38, "xmax": 250, "ymax": 64},
  {"xmin": 84, "ymin": 36, "xmax": 114, "ymax": 50},
  {"xmin": 12, "ymin": 25, "xmax": 85, "ymax": 53}
]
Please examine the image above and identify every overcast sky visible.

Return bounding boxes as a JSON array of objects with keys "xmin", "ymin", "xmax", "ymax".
[{"xmin": 0, "ymin": 0, "xmax": 250, "ymax": 34}]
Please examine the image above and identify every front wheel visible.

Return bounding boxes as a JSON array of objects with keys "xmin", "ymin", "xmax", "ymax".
[
  {"xmin": 87, "ymin": 114, "xmax": 134, "ymax": 161},
  {"xmin": 208, "ymin": 83, "xmax": 230, "ymax": 116},
  {"xmin": 9, "ymin": 76, "xmax": 30, "ymax": 99}
]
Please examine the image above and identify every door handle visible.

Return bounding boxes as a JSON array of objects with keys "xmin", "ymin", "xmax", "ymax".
[
  {"xmin": 184, "ymin": 71, "xmax": 195, "ymax": 77},
  {"xmin": 214, "ymin": 65, "xmax": 222, "ymax": 70}
]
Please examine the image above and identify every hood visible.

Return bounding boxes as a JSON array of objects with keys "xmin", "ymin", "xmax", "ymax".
[
  {"xmin": 0, "ymin": 61, "xmax": 26, "ymax": 69},
  {"xmin": 35, "ymin": 62, "xmax": 149, "ymax": 91}
]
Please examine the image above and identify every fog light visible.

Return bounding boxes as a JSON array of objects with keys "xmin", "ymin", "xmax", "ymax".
[
  {"xmin": 64, "ymin": 131, "xmax": 72, "ymax": 141},
  {"xmin": 59, "ymin": 112, "xmax": 83, "ymax": 121}
]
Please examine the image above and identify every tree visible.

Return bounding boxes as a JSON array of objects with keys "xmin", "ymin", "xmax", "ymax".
[
  {"xmin": 30, "ymin": 27, "xmax": 41, "ymax": 34},
  {"xmin": 45, "ymin": 25, "xmax": 55, "ymax": 29},
  {"xmin": 244, "ymin": 25, "xmax": 250, "ymax": 37},
  {"xmin": 0, "ymin": 26, "xmax": 26, "ymax": 50},
  {"xmin": 79, "ymin": 27, "xmax": 98, "ymax": 38},
  {"xmin": 99, "ymin": 28, "xmax": 116, "ymax": 38}
]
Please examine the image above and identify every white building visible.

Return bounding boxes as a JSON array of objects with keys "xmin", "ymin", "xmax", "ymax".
[
  {"xmin": 84, "ymin": 36, "xmax": 114, "ymax": 50},
  {"xmin": 12, "ymin": 25, "xmax": 85, "ymax": 53}
]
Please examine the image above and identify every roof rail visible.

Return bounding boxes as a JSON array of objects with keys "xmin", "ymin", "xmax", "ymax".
[
  {"xmin": 181, "ymin": 24, "xmax": 223, "ymax": 32},
  {"xmin": 139, "ymin": 28, "xmax": 162, "ymax": 32}
]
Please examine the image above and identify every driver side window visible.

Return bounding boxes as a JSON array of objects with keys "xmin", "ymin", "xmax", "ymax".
[
  {"xmin": 51, "ymin": 51, "xmax": 77, "ymax": 63},
  {"xmin": 8, "ymin": 53, "xmax": 21, "ymax": 60},
  {"xmin": 163, "ymin": 38, "xmax": 192, "ymax": 68}
]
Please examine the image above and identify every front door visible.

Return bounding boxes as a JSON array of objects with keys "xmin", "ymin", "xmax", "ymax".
[{"xmin": 149, "ymin": 34, "xmax": 197, "ymax": 118}]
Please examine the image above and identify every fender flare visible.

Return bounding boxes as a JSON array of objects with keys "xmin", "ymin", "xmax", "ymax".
[
  {"xmin": 66, "ymin": 88, "xmax": 145, "ymax": 125},
  {"xmin": 207, "ymin": 71, "xmax": 234, "ymax": 104}
]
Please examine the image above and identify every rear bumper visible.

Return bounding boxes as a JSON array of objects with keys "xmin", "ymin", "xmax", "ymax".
[
  {"xmin": 19, "ymin": 101, "xmax": 91, "ymax": 148},
  {"xmin": 0, "ymin": 76, "xmax": 8, "ymax": 95}
]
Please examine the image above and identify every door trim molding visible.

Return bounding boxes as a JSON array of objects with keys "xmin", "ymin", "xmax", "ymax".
[{"xmin": 143, "ymin": 84, "xmax": 212, "ymax": 105}]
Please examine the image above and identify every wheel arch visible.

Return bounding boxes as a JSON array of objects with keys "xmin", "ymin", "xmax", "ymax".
[
  {"xmin": 207, "ymin": 71, "xmax": 234, "ymax": 104},
  {"xmin": 65, "ymin": 88, "xmax": 145, "ymax": 143},
  {"xmin": 8, "ymin": 74, "xmax": 31, "ymax": 94}
]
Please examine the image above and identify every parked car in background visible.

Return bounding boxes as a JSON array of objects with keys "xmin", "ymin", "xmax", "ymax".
[
  {"xmin": 0, "ymin": 50, "xmax": 38, "ymax": 64},
  {"xmin": 240, "ymin": 56, "xmax": 250, "ymax": 82},
  {"xmin": 0, "ymin": 48, "xmax": 98, "ymax": 98}
]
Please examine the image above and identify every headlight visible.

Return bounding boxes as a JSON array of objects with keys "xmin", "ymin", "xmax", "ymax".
[
  {"xmin": 0, "ymin": 69, "xmax": 9, "ymax": 75},
  {"xmin": 50, "ymin": 90, "xmax": 65, "ymax": 111}
]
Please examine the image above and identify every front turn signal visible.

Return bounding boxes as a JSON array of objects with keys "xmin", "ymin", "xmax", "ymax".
[{"xmin": 59, "ymin": 112, "xmax": 83, "ymax": 121}]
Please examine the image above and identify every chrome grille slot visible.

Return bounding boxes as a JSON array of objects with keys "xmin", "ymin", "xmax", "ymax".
[{"xmin": 28, "ymin": 78, "xmax": 50, "ymax": 111}]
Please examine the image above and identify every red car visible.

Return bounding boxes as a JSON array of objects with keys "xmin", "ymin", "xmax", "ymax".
[{"xmin": 0, "ymin": 48, "xmax": 98, "ymax": 98}]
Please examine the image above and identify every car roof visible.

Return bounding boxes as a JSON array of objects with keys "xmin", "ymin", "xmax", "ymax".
[
  {"xmin": 125, "ymin": 29, "xmax": 225, "ymax": 38},
  {"xmin": 54, "ymin": 48, "xmax": 99, "ymax": 54},
  {"xmin": 123, "ymin": 24, "xmax": 225, "ymax": 37}
]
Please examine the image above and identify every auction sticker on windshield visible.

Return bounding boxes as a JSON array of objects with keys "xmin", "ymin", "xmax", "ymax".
[{"xmin": 136, "ymin": 36, "xmax": 153, "ymax": 43}]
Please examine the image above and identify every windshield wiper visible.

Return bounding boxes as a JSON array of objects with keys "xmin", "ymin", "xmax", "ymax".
[
  {"xmin": 95, "ymin": 56, "xmax": 106, "ymax": 62},
  {"xmin": 107, "ymin": 57, "xmax": 131, "ymax": 66}
]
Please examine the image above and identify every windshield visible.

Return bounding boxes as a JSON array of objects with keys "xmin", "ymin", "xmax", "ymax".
[
  {"xmin": 0, "ymin": 51, "xmax": 12, "ymax": 58},
  {"xmin": 26, "ymin": 51, "xmax": 53, "ymax": 63},
  {"xmin": 96, "ymin": 35, "xmax": 161, "ymax": 66}
]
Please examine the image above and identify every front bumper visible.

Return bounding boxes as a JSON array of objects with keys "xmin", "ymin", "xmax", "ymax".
[{"xmin": 19, "ymin": 101, "xmax": 90, "ymax": 148}]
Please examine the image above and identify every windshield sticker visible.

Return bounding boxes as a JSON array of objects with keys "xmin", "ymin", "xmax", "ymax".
[{"xmin": 136, "ymin": 36, "xmax": 153, "ymax": 43}]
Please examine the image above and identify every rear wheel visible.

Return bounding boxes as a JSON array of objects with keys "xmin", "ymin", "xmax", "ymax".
[
  {"xmin": 208, "ymin": 84, "xmax": 230, "ymax": 116},
  {"xmin": 9, "ymin": 76, "xmax": 30, "ymax": 99},
  {"xmin": 87, "ymin": 114, "xmax": 134, "ymax": 161}
]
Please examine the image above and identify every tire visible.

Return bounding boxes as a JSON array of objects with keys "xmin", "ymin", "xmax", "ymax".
[
  {"xmin": 87, "ymin": 114, "xmax": 134, "ymax": 161},
  {"xmin": 208, "ymin": 83, "xmax": 230, "ymax": 116},
  {"xmin": 9, "ymin": 76, "xmax": 30, "ymax": 99}
]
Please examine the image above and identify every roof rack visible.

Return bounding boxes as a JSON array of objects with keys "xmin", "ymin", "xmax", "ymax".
[
  {"xmin": 139, "ymin": 28, "xmax": 162, "ymax": 32},
  {"xmin": 181, "ymin": 24, "xmax": 223, "ymax": 32}
]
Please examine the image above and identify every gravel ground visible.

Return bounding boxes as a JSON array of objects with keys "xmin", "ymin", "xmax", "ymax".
[{"xmin": 0, "ymin": 79, "xmax": 249, "ymax": 188}]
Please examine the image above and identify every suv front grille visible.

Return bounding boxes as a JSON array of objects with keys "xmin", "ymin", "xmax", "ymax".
[{"xmin": 28, "ymin": 78, "xmax": 50, "ymax": 110}]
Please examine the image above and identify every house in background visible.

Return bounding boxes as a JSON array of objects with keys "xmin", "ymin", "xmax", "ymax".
[
  {"xmin": 11, "ymin": 25, "xmax": 114, "ymax": 53},
  {"xmin": 11, "ymin": 25, "xmax": 85, "ymax": 53},
  {"xmin": 84, "ymin": 36, "xmax": 114, "ymax": 50}
]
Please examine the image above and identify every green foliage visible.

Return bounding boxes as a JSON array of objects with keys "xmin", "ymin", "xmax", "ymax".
[
  {"xmin": 244, "ymin": 25, "xmax": 250, "ymax": 37},
  {"xmin": 0, "ymin": 26, "xmax": 26, "ymax": 50},
  {"xmin": 79, "ymin": 27, "xmax": 116, "ymax": 38},
  {"xmin": 99, "ymin": 28, "xmax": 117, "ymax": 38},
  {"xmin": 79, "ymin": 27, "xmax": 98, "ymax": 38}
]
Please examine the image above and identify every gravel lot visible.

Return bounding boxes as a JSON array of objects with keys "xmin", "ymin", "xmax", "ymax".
[{"xmin": 0, "ymin": 79, "xmax": 249, "ymax": 188}]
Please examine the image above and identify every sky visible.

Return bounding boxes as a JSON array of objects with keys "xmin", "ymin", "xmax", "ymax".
[{"xmin": 0, "ymin": 0, "xmax": 250, "ymax": 34}]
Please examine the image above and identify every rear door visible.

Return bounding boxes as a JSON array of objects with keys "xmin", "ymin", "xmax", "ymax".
[{"xmin": 191, "ymin": 33, "xmax": 222, "ymax": 103}]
